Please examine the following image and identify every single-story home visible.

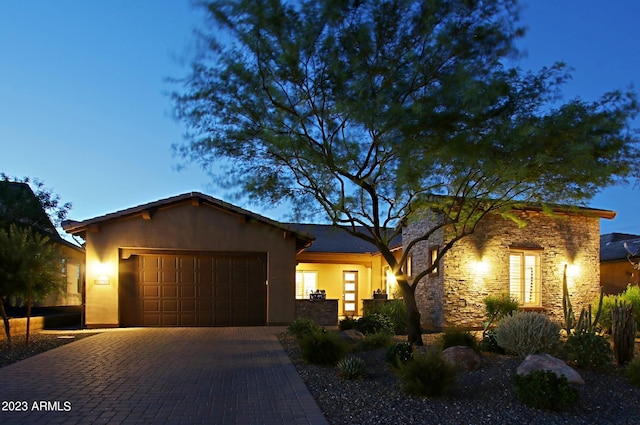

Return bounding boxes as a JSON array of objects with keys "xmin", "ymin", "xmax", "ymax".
[
  {"xmin": 600, "ymin": 232, "xmax": 640, "ymax": 294},
  {"xmin": 62, "ymin": 192, "xmax": 614, "ymax": 330}
]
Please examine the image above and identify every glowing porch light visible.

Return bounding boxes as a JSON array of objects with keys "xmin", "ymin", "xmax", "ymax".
[{"xmin": 93, "ymin": 261, "xmax": 112, "ymax": 285}]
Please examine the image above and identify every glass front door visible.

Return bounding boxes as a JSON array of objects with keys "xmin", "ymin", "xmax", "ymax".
[{"xmin": 343, "ymin": 271, "xmax": 358, "ymax": 316}]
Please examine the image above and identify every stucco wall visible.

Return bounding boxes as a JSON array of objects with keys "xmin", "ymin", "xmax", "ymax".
[
  {"xmin": 82, "ymin": 201, "xmax": 298, "ymax": 327},
  {"xmin": 404, "ymin": 210, "xmax": 602, "ymax": 329}
]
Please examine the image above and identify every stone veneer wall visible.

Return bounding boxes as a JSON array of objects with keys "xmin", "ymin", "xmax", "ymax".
[
  {"xmin": 404, "ymin": 210, "xmax": 601, "ymax": 330},
  {"xmin": 295, "ymin": 299, "xmax": 339, "ymax": 326}
]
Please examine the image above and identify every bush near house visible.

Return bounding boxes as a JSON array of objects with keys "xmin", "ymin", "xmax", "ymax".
[
  {"xmin": 439, "ymin": 328, "xmax": 479, "ymax": 352},
  {"xmin": 595, "ymin": 285, "xmax": 640, "ymax": 333},
  {"xmin": 398, "ymin": 348, "xmax": 457, "ymax": 397},
  {"xmin": 363, "ymin": 299, "xmax": 408, "ymax": 335},
  {"xmin": 565, "ymin": 333, "xmax": 613, "ymax": 371},
  {"xmin": 513, "ymin": 370, "xmax": 578, "ymax": 411},
  {"xmin": 299, "ymin": 329, "xmax": 348, "ymax": 366},
  {"xmin": 288, "ymin": 318, "xmax": 322, "ymax": 340},
  {"xmin": 354, "ymin": 313, "xmax": 395, "ymax": 336},
  {"xmin": 495, "ymin": 311, "xmax": 561, "ymax": 358}
]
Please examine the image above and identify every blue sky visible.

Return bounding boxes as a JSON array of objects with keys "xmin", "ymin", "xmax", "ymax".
[{"xmin": 1, "ymin": 1, "xmax": 639, "ymax": 235}]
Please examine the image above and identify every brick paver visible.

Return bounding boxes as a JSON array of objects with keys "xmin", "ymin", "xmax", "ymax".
[{"xmin": 0, "ymin": 327, "xmax": 329, "ymax": 424}]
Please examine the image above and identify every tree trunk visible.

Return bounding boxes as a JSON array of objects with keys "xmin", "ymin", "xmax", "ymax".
[
  {"xmin": 399, "ymin": 281, "xmax": 424, "ymax": 346},
  {"xmin": 26, "ymin": 287, "xmax": 32, "ymax": 347},
  {"xmin": 0, "ymin": 299, "xmax": 12, "ymax": 350}
]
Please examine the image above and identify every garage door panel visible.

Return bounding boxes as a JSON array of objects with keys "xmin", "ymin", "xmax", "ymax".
[
  {"xmin": 162, "ymin": 285, "xmax": 178, "ymax": 298},
  {"xmin": 137, "ymin": 253, "xmax": 267, "ymax": 327}
]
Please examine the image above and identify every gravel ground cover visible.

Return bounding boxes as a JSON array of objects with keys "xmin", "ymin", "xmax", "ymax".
[
  {"xmin": 0, "ymin": 332, "xmax": 97, "ymax": 368},
  {"xmin": 279, "ymin": 332, "xmax": 640, "ymax": 425}
]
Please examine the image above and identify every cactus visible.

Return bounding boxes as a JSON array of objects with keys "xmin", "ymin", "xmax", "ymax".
[
  {"xmin": 563, "ymin": 264, "xmax": 603, "ymax": 335},
  {"xmin": 336, "ymin": 356, "xmax": 367, "ymax": 379},
  {"xmin": 612, "ymin": 300, "xmax": 637, "ymax": 366}
]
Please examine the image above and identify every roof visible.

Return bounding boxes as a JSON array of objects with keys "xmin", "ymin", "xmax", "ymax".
[
  {"xmin": 287, "ymin": 223, "xmax": 401, "ymax": 254},
  {"xmin": 62, "ymin": 192, "xmax": 314, "ymax": 252},
  {"xmin": 600, "ymin": 232, "xmax": 640, "ymax": 262}
]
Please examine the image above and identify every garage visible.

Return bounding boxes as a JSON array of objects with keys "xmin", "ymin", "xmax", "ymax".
[
  {"xmin": 63, "ymin": 192, "xmax": 312, "ymax": 328},
  {"xmin": 120, "ymin": 252, "xmax": 267, "ymax": 327}
]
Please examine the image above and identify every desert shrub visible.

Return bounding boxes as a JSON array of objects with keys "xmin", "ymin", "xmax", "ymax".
[
  {"xmin": 398, "ymin": 349, "xmax": 457, "ymax": 397},
  {"xmin": 479, "ymin": 329, "xmax": 506, "ymax": 354},
  {"xmin": 385, "ymin": 342, "xmax": 413, "ymax": 369},
  {"xmin": 299, "ymin": 331, "xmax": 347, "ymax": 365},
  {"xmin": 364, "ymin": 299, "xmax": 408, "ymax": 335},
  {"xmin": 355, "ymin": 313, "xmax": 395, "ymax": 335},
  {"xmin": 336, "ymin": 356, "xmax": 367, "ymax": 379},
  {"xmin": 495, "ymin": 311, "xmax": 560, "ymax": 358},
  {"xmin": 288, "ymin": 318, "xmax": 321, "ymax": 339},
  {"xmin": 596, "ymin": 285, "xmax": 640, "ymax": 332},
  {"xmin": 565, "ymin": 333, "xmax": 613, "ymax": 371},
  {"xmin": 513, "ymin": 370, "xmax": 578, "ymax": 411},
  {"xmin": 439, "ymin": 328, "xmax": 479, "ymax": 352},
  {"xmin": 623, "ymin": 357, "xmax": 640, "ymax": 387},
  {"xmin": 483, "ymin": 293, "xmax": 519, "ymax": 331},
  {"xmin": 356, "ymin": 332, "xmax": 393, "ymax": 351},
  {"xmin": 339, "ymin": 316, "xmax": 357, "ymax": 331}
]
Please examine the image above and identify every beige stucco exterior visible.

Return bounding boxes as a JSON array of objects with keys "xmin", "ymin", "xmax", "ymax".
[
  {"xmin": 65, "ymin": 194, "xmax": 308, "ymax": 327},
  {"xmin": 405, "ymin": 208, "xmax": 607, "ymax": 330},
  {"xmin": 296, "ymin": 252, "xmax": 390, "ymax": 316}
]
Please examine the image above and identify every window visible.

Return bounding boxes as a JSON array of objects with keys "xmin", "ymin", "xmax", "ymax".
[
  {"xmin": 428, "ymin": 246, "xmax": 439, "ymax": 276},
  {"xmin": 295, "ymin": 271, "xmax": 317, "ymax": 299},
  {"xmin": 509, "ymin": 251, "xmax": 541, "ymax": 306}
]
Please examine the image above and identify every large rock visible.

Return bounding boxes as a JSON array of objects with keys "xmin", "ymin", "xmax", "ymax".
[
  {"xmin": 442, "ymin": 346, "xmax": 482, "ymax": 371},
  {"xmin": 339, "ymin": 329, "xmax": 365, "ymax": 343},
  {"xmin": 517, "ymin": 353, "xmax": 584, "ymax": 385}
]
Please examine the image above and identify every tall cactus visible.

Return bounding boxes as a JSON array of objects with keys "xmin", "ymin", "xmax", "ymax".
[
  {"xmin": 612, "ymin": 299, "xmax": 636, "ymax": 366},
  {"xmin": 562, "ymin": 264, "xmax": 604, "ymax": 335}
]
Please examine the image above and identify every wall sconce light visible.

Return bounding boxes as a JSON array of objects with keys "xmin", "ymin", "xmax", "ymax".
[
  {"xmin": 94, "ymin": 262, "xmax": 111, "ymax": 285},
  {"xmin": 565, "ymin": 263, "xmax": 580, "ymax": 278},
  {"xmin": 94, "ymin": 276, "xmax": 111, "ymax": 285},
  {"xmin": 472, "ymin": 259, "xmax": 489, "ymax": 274}
]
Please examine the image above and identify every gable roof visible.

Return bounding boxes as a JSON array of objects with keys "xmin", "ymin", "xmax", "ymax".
[
  {"xmin": 288, "ymin": 223, "xmax": 401, "ymax": 254},
  {"xmin": 600, "ymin": 232, "xmax": 640, "ymax": 262},
  {"xmin": 62, "ymin": 192, "xmax": 314, "ymax": 252}
]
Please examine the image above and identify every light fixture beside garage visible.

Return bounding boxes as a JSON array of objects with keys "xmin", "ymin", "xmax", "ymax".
[{"xmin": 94, "ymin": 261, "xmax": 112, "ymax": 285}]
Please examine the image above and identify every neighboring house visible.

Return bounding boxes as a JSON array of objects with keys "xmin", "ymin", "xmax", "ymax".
[
  {"xmin": 0, "ymin": 181, "xmax": 84, "ymax": 307},
  {"xmin": 600, "ymin": 232, "xmax": 640, "ymax": 295},
  {"xmin": 405, "ymin": 205, "xmax": 615, "ymax": 330},
  {"xmin": 62, "ymin": 192, "xmax": 313, "ymax": 328},
  {"xmin": 288, "ymin": 224, "xmax": 401, "ymax": 316}
]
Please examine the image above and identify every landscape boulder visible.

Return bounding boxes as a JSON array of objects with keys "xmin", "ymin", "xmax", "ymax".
[
  {"xmin": 442, "ymin": 346, "xmax": 482, "ymax": 371},
  {"xmin": 516, "ymin": 353, "xmax": 584, "ymax": 385},
  {"xmin": 339, "ymin": 329, "xmax": 365, "ymax": 343}
]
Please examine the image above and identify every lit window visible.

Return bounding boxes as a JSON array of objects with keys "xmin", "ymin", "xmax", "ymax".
[
  {"xmin": 429, "ymin": 246, "xmax": 439, "ymax": 276},
  {"xmin": 509, "ymin": 251, "xmax": 541, "ymax": 306},
  {"xmin": 295, "ymin": 271, "xmax": 317, "ymax": 299}
]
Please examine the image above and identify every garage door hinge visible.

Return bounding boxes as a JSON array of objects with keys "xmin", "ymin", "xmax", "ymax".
[{"xmin": 265, "ymin": 280, "xmax": 269, "ymax": 286}]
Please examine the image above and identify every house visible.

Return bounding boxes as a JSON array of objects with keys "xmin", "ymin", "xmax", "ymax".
[
  {"xmin": 405, "ymin": 205, "xmax": 615, "ymax": 330},
  {"xmin": 62, "ymin": 192, "xmax": 313, "ymax": 328},
  {"xmin": 61, "ymin": 191, "xmax": 614, "ymax": 330},
  {"xmin": 288, "ymin": 223, "xmax": 401, "ymax": 317},
  {"xmin": 600, "ymin": 232, "xmax": 640, "ymax": 295},
  {"xmin": 0, "ymin": 181, "xmax": 84, "ymax": 307}
]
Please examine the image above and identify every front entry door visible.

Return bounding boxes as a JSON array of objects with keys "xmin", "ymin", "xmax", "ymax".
[{"xmin": 342, "ymin": 271, "xmax": 358, "ymax": 316}]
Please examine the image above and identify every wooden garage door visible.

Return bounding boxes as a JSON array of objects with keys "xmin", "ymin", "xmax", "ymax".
[{"xmin": 136, "ymin": 253, "xmax": 266, "ymax": 326}]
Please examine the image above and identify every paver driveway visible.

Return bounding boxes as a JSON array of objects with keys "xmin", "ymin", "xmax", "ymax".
[{"xmin": 0, "ymin": 327, "xmax": 328, "ymax": 424}]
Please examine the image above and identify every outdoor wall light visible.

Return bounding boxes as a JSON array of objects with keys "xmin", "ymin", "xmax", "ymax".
[
  {"xmin": 566, "ymin": 263, "xmax": 580, "ymax": 278},
  {"xmin": 93, "ymin": 262, "xmax": 112, "ymax": 285},
  {"xmin": 472, "ymin": 259, "xmax": 489, "ymax": 274}
]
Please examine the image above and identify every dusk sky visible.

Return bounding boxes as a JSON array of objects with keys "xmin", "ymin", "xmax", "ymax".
[{"xmin": 1, "ymin": 1, "xmax": 639, "ymax": 237}]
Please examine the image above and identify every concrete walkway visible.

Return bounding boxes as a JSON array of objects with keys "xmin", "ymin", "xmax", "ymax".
[{"xmin": 0, "ymin": 327, "xmax": 329, "ymax": 424}]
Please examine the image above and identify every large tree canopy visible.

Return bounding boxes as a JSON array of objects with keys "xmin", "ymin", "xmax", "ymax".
[{"xmin": 173, "ymin": 0, "xmax": 639, "ymax": 344}]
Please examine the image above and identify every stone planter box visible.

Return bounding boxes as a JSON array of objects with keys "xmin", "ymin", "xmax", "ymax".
[{"xmin": 295, "ymin": 299, "xmax": 338, "ymax": 326}]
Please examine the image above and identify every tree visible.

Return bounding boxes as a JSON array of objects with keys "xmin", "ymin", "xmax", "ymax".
[
  {"xmin": 0, "ymin": 224, "xmax": 60, "ymax": 349},
  {"xmin": 172, "ymin": 0, "xmax": 639, "ymax": 344},
  {"xmin": 0, "ymin": 173, "xmax": 72, "ymax": 233}
]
